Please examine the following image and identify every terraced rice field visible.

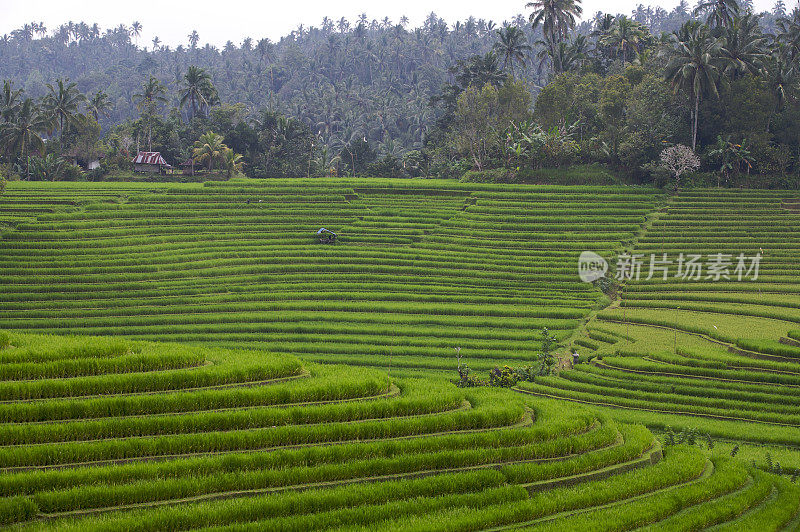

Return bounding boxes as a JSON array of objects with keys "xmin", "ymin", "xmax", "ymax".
[
  {"xmin": 537, "ymin": 190, "xmax": 800, "ymax": 480},
  {"xmin": 2, "ymin": 180, "xmax": 800, "ymax": 529},
  {"xmin": 1, "ymin": 331, "xmax": 798, "ymax": 530},
  {"xmin": 0, "ymin": 179, "xmax": 660, "ymax": 373}
]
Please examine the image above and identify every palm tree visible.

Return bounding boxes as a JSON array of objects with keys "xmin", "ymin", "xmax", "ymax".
[
  {"xmin": 720, "ymin": 14, "xmax": 768, "ymax": 78},
  {"xmin": 132, "ymin": 76, "xmax": 167, "ymax": 113},
  {"xmin": 764, "ymin": 45, "xmax": 798, "ymax": 131},
  {"xmin": 188, "ymin": 30, "xmax": 200, "ymax": 49},
  {"xmin": 693, "ymin": 0, "xmax": 740, "ymax": 28},
  {"xmin": 526, "ymin": 0, "xmax": 583, "ymax": 62},
  {"xmin": 536, "ymin": 37, "xmax": 587, "ymax": 74},
  {"xmin": 591, "ymin": 13, "xmax": 616, "ymax": 64},
  {"xmin": 493, "ymin": 26, "xmax": 532, "ymax": 76},
  {"xmin": 86, "ymin": 90, "xmax": 112, "ymax": 122},
  {"xmin": 315, "ymin": 144, "xmax": 341, "ymax": 175},
  {"xmin": 130, "ymin": 21, "xmax": 142, "ymax": 47},
  {"xmin": 600, "ymin": 16, "xmax": 652, "ymax": 63},
  {"xmin": 664, "ymin": 22, "xmax": 726, "ymax": 151},
  {"xmin": 43, "ymin": 78, "xmax": 86, "ymax": 148},
  {"xmin": 221, "ymin": 148, "xmax": 244, "ymax": 177},
  {"xmin": 33, "ymin": 22, "xmax": 47, "ymax": 38},
  {"xmin": 451, "ymin": 52, "xmax": 506, "ymax": 88},
  {"xmin": 179, "ymin": 66, "xmax": 214, "ymax": 120},
  {"xmin": 151, "ymin": 36, "xmax": 161, "ymax": 51},
  {"xmin": 776, "ymin": 10, "xmax": 800, "ymax": 61},
  {"xmin": 1, "ymin": 80, "xmax": 23, "ymax": 123},
  {"xmin": 193, "ymin": 131, "xmax": 227, "ymax": 172},
  {"xmin": 132, "ymin": 76, "xmax": 167, "ymax": 151},
  {"xmin": 0, "ymin": 98, "xmax": 51, "ymax": 179}
]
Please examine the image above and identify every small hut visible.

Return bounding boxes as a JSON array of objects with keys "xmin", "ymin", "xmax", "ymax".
[
  {"xmin": 180, "ymin": 158, "xmax": 199, "ymax": 176},
  {"xmin": 316, "ymin": 228, "xmax": 337, "ymax": 244},
  {"xmin": 133, "ymin": 152, "xmax": 170, "ymax": 174}
]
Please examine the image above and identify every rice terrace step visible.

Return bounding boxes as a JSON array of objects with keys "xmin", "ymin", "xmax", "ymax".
[{"xmin": 0, "ymin": 180, "xmax": 799, "ymax": 529}]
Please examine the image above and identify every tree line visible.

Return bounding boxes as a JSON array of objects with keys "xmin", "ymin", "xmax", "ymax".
[
  {"xmin": 0, "ymin": 72, "xmax": 243, "ymax": 181},
  {"xmin": 438, "ymin": 0, "xmax": 800, "ymax": 187},
  {"xmin": 1, "ymin": 1, "xmax": 799, "ymax": 186}
]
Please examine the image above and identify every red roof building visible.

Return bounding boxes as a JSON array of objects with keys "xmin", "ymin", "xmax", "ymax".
[{"xmin": 132, "ymin": 152, "xmax": 170, "ymax": 173}]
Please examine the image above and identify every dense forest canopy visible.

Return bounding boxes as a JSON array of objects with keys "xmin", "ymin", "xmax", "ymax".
[{"xmin": 1, "ymin": 0, "xmax": 799, "ymax": 186}]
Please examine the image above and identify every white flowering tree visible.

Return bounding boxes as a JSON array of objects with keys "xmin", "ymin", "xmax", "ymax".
[{"xmin": 660, "ymin": 144, "xmax": 700, "ymax": 191}]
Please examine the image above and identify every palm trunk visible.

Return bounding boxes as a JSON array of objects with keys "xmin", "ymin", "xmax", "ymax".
[
  {"xmin": 692, "ymin": 92, "xmax": 699, "ymax": 152},
  {"xmin": 24, "ymin": 142, "xmax": 30, "ymax": 181}
]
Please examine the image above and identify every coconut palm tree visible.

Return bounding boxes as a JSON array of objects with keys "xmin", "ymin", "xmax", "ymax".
[
  {"xmin": 0, "ymin": 98, "xmax": 51, "ymax": 179},
  {"xmin": 188, "ymin": 30, "xmax": 200, "ymax": 49},
  {"xmin": 591, "ymin": 13, "xmax": 617, "ymax": 64},
  {"xmin": 493, "ymin": 26, "xmax": 532, "ymax": 76},
  {"xmin": 133, "ymin": 77, "xmax": 167, "ymax": 113},
  {"xmin": 764, "ymin": 44, "xmax": 798, "ymax": 131},
  {"xmin": 664, "ymin": 22, "xmax": 726, "ymax": 151},
  {"xmin": 693, "ymin": 0, "xmax": 740, "ymax": 28},
  {"xmin": 86, "ymin": 90, "xmax": 112, "ymax": 122},
  {"xmin": 600, "ymin": 16, "xmax": 652, "ymax": 63},
  {"xmin": 193, "ymin": 131, "xmax": 227, "ymax": 172},
  {"xmin": 526, "ymin": 0, "xmax": 583, "ymax": 62},
  {"xmin": 43, "ymin": 78, "xmax": 86, "ymax": 148},
  {"xmin": 221, "ymin": 148, "xmax": 244, "ymax": 177},
  {"xmin": 130, "ymin": 21, "xmax": 142, "ymax": 47},
  {"xmin": 1, "ymin": 80, "xmax": 23, "ymax": 123},
  {"xmin": 720, "ymin": 14, "xmax": 769, "ymax": 78},
  {"xmin": 776, "ymin": 10, "xmax": 800, "ymax": 61},
  {"xmin": 536, "ymin": 36, "xmax": 588, "ymax": 74},
  {"xmin": 132, "ymin": 76, "xmax": 167, "ymax": 151},
  {"xmin": 179, "ymin": 66, "xmax": 214, "ymax": 120}
]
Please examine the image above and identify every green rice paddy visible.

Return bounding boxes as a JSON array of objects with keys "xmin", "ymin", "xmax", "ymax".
[{"xmin": 1, "ymin": 180, "xmax": 798, "ymax": 529}]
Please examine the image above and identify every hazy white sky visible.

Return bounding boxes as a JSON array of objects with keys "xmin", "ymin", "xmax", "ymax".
[{"xmin": 0, "ymin": 0, "xmax": 782, "ymax": 48}]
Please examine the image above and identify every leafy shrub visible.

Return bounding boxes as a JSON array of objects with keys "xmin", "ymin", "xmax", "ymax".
[
  {"xmin": 513, "ymin": 366, "xmax": 537, "ymax": 383},
  {"xmin": 489, "ymin": 366, "xmax": 518, "ymax": 388},
  {"xmin": 536, "ymin": 327, "xmax": 557, "ymax": 376},
  {"xmin": 454, "ymin": 348, "xmax": 482, "ymax": 388},
  {"xmin": 749, "ymin": 140, "xmax": 794, "ymax": 176},
  {"xmin": 60, "ymin": 162, "xmax": 85, "ymax": 181}
]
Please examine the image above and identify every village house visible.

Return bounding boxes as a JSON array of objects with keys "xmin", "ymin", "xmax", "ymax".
[{"xmin": 132, "ymin": 152, "xmax": 171, "ymax": 174}]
